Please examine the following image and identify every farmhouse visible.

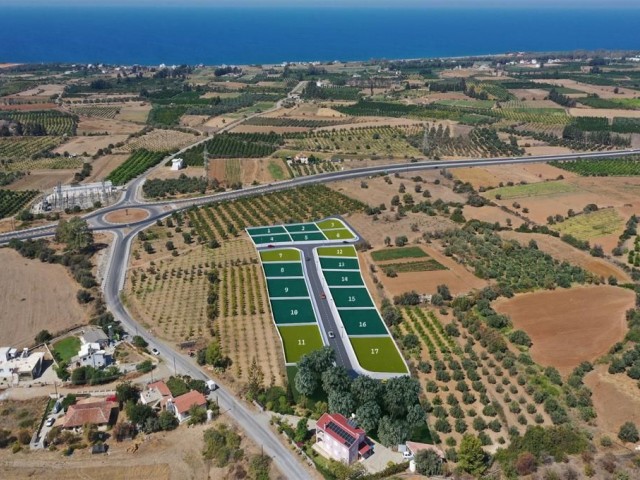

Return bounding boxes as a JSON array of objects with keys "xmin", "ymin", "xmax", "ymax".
[
  {"xmin": 0, "ymin": 347, "xmax": 45, "ymax": 382},
  {"xmin": 166, "ymin": 390, "xmax": 207, "ymax": 423},
  {"xmin": 315, "ymin": 413, "xmax": 373, "ymax": 465},
  {"xmin": 61, "ymin": 397, "xmax": 118, "ymax": 429},
  {"xmin": 140, "ymin": 380, "xmax": 173, "ymax": 410},
  {"xmin": 76, "ymin": 342, "xmax": 112, "ymax": 368}
]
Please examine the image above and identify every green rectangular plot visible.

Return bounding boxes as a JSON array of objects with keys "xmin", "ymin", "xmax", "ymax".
[
  {"xmin": 267, "ymin": 278, "xmax": 309, "ymax": 298},
  {"xmin": 285, "ymin": 223, "xmax": 320, "ymax": 233},
  {"xmin": 278, "ymin": 325, "xmax": 324, "ymax": 363},
  {"xmin": 316, "ymin": 246, "xmax": 357, "ymax": 258},
  {"xmin": 289, "ymin": 231, "xmax": 327, "ymax": 242},
  {"xmin": 338, "ymin": 309, "xmax": 387, "ymax": 335},
  {"xmin": 252, "ymin": 233, "xmax": 292, "ymax": 245},
  {"xmin": 260, "ymin": 249, "xmax": 301, "ymax": 262},
  {"xmin": 316, "ymin": 218, "xmax": 348, "ymax": 230},
  {"xmin": 320, "ymin": 257, "xmax": 360, "ymax": 270},
  {"xmin": 263, "ymin": 262, "xmax": 303, "ymax": 278},
  {"xmin": 330, "ymin": 287, "xmax": 373, "ymax": 308},
  {"xmin": 247, "ymin": 225, "xmax": 287, "ymax": 236},
  {"xmin": 323, "ymin": 229, "xmax": 355, "ymax": 240},
  {"xmin": 323, "ymin": 270, "xmax": 364, "ymax": 287},
  {"xmin": 271, "ymin": 299, "xmax": 316, "ymax": 325},
  {"xmin": 350, "ymin": 337, "xmax": 408, "ymax": 373}
]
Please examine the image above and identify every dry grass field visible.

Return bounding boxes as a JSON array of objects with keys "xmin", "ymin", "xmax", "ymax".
[
  {"xmin": 84, "ymin": 153, "xmax": 129, "ymax": 182},
  {"xmin": 454, "ymin": 163, "xmax": 574, "ymax": 190},
  {"xmin": 76, "ymin": 117, "xmax": 143, "ymax": 135},
  {"xmin": 121, "ymin": 129, "xmax": 199, "ymax": 153},
  {"xmin": 55, "ymin": 134, "xmax": 129, "ymax": 156},
  {"xmin": 126, "ymin": 237, "xmax": 285, "ymax": 388},
  {"xmin": 0, "ymin": 248, "xmax": 88, "ymax": 347},
  {"xmin": 5, "ymin": 169, "xmax": 75, "ymax": 191},
  {"xmin": 493, "ymin": 285, "xmax": 635, "ymax": 373}
]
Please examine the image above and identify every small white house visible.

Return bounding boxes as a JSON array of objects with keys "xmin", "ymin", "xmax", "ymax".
[{"xmin": 171, "ymin": 158, "xmax": 184, "ymax": 171}]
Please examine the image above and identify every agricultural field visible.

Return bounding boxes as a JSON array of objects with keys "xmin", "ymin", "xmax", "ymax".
[
  {"xmin": 553, "ymin": 208, "xmax": 623, "ymax": 241},
  {"xmin": 69, "ymin": 104, "xmax": 121, "ymax": 119},
  {"xmin": 0, "ymin": 189, "xmax": 39, "ymax": 218},
  {"xmin": 494, "ymin": 286, "xmax": 635, "ymax": 373},
  {"xmin": 121, "ymin": 128, "xmax": 199, "ymax": 153},
  {"xmin": 182, "ymin": 133, "xmax": 283, "ymax": 166},
  {"xmin": 0, "ymin": 136, "xmax": 62, "ymax": 164},
  {"xmin": 395, "ymin": 306, "xmax": 553, "ymax": 446},
  {"xmin": 106, "ymin": 149, "xmax": 167, "ymax": 185},
  {"xmin": 550, "ymin": 157, "xmax": 640, "ymax": 176},
  {"xmin": 485, "ymin": 180, "xmax": 577, "ymax": 200},
  {"xmin": 246, "ymin": 217, "xmax": 356, "ymax": 246},
  {"xmin": 126, "ymin": 238, "xmax": 285, "ymax": 387},
  {"xmin": 371, "ymin": 246, "xmax": 429, "ymax": 261},
  {"xmin": 0, "ymin": 110, "xmax": 77, "ymax": 136}
]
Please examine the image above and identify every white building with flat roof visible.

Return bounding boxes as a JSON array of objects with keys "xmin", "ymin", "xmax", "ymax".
[{"xmin": 0, "ymin": 347, "xmax": 45, "ymax": 382}]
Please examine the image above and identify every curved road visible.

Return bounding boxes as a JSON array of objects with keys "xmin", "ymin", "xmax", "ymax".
[{"xmin": 2, "ymin": 97, "xmax": 640, "ymax": 476}]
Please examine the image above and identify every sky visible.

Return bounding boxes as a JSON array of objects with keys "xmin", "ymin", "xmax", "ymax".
[{"xmin": 2, "ymin": 0, "xmax": 639, "ymax": 7}]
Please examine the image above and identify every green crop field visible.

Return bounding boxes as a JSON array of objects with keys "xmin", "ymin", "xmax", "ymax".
[
  {"xmin": 259, "ymin": 248, "xmax": 301, "ymax": 262},
  {"xmin": 317, "ymin": 246, "xmax": 357, "ymax": 257},
  {"xmin": 322, "ymin": 229, "xmax": 355, "ymax": 240},
  {"xmin": 53, "ymin": 336, "xmax": 80, "ymax": 362},
  {"xmin": 554, "ymin": 208, "xmax": 623, "ymax": 241},
  {"xmin": 383, "ymin": 259, "xmax": 447, "ymax": 273},
  {"xmin": 278, "ymin": 325, "xmax": 325, "ymax": 363},
  {"xmin": 266, "ymin": 278, "xmax": 309, "ymax": 298},
  {"xmin": 0, "ymin": 136, "xmax": 62, "ymax": 161},
  {"xmin": 0, "ymin": 189, "xmax": 39, "ymax": 219},
  {"xmin": 338, "ymin": 309, "xmax": 388, "ymax": 336},
  {"xmin": 371, "ymin": 246, "xmax": 428, "ymax": 261},
  {"xmin": 262, "ymin": 262, "xmax": 303, "ymax": 277},
  {"xmin": 486, "ymin": 180, "xmax": 577, "ymax": 200},
  {"xmin": 106, "ymin": 149, "xmax": 167, "ymax": 185},
  {"xmin": 550, "ymin": 157, "xmax": 640, "ymax": 176},
  {"xmin": 350, "ymin": 337, "xmax": 407, "ymax": 373}
]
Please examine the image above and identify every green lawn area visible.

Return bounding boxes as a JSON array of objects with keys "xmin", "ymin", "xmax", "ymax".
[
  {"xmin": 554, "ymin": 208, "xmax": 623, "ymax": 241},
  {"xmin": 316, "ymin": 218, "xmax": 348, "ymax": 230},
  {"xmin": 260, "ymin": 248, "xmax": 301, "ymax": 262},
  {"xmin": 268, "ymin": 160, "xmax": 287, "ymax": 180},
  {"xmin": 278, "ymin": 325, "xmax": 325, "ymax": 363},
  {"xmin": 371, "ymin": 246, "xmax": 428, "ymax": 261},
  {"xmin": 350, "ymin": 337, "xmax": 407, "ymax": 373},
  {"xmin": 53, "ymin": 336, "xmax": 80, "ymax": 362},
  {"xmin": 322, "ymin": 228, "xmax": 355, "ymax": 240},
  {"xmin": 316, "ymin": 245, "xmax": 357, "ymax": 257},
  {"xmin": 486, "ymin": 180, "xmax": 577, "ymax": 200}
]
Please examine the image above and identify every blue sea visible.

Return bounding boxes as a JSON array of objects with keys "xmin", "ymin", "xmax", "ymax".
[{"xmin": 1, "ymin": 6, "xmax": 639, "ymax": 65}]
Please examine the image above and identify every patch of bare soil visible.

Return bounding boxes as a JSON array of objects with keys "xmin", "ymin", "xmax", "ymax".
[
  {"xmin": 500, "ymin": 231, "xmax": 631, "ymax": 282},
  {"xmin": 6, "ymin": 170, "xmax": 75, "ymax": 192},
  {"xmin": 0, "ymin": 249, "xmax": 88, "ymax": 347},
  {"xmin": 493, "ymin": 285, "xmax": 635, "ymax": 373},
  {"xmin": 116, "ymin": 102, "xmax": 151, "ymax": 124},
  {"xmin": 55, "ymin": 135, "xmax": 129, "ymax": 156},
  {"xmin": 454, "ymin": 163, "xmax": 574, "ymax": 190},
  {"xmin": 105, "ymin": 208, "xmax": 149, "ymax": 224},
  {"xmin": 535, "ymin": 78, "xmax": 638, "ymax": 98},
  {"xmin": 585, "ymin": 364, "xmax": 640, "ymax": 438},
  {"xmin": 77, "ymin": 117, "xmax": 143, "ymax": 135}
]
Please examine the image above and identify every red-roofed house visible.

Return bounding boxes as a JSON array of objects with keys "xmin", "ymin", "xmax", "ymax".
[
  {"xmin": 167, "ymin": 390, "xmax": 207, "ymax": 423},
  {"xmin": 62, "ymin": 397, "xmax": 118, "ymax": 429},
  {"xmin": 140, "ymin": 380, "xmax": 173, "ymax": 410},
  {"xmin": 315, "ymin": 413, "xmax": 373, "ymax": 464}
]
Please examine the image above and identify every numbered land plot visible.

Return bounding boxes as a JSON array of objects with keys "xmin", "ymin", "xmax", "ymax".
[
  {"xmin": 322, "ymin": 229, "xmax": 355, "ymax": 240},
  {"xmin": 247, "ymin": 225, "xmax": 288, "ymax": 236},
  {"xmin": 316, "ymin": 218, "xmax": 350, "ymax": 231},
  {"xmin": 323, "ymin": 270, "xmax": 365, "ymax": 287},
  {"xmin": 270, "ymin": 298, "xmax": 317, "ymax": 325},
  {"xmin": 260, "ymin": 248, "xmax": 301, "ymax": 262},
  {"xmin": 319, "ymin": 257, "xmax": 360, "ymax": 270},
  {"xmin": 278, "ymin": 325, "xmax": 324, "ymax": 364},
  {"xmin": 251, "ymin": 233, "xmax": 293, "ymax": 245},
  {"xmin": 330, "ymin": 287, "xmax": 374, "ymax": 308},
  {"xmin": 350, "ymin": 337, "xmax": 408, "ymax": 374},
  {"xmin": 263, "ymin": 262, "xmax": 304, "ymax": 278},
  {"xmin": 316, "ymin": 246, "xmax": 358, "ymax": 258},
  {"xmin": 337, "ymin": 308, "xmax": 388, "ymax": 336},
  {"xmin": 266, "ymin": 278, "xmax": 310, "ymax": 298},
  {"xmin": 283, "ymin": 222, "xmax": 321, "ymax": 233},
  {"xmin": 289, "ymin": 231, "xmax": 327, "ymax": 242}
]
